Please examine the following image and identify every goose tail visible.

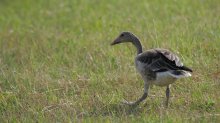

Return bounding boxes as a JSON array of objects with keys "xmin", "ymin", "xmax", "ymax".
[{"xmin": 169, "ymin": 70, "xmax": 192, "ymax": 78}]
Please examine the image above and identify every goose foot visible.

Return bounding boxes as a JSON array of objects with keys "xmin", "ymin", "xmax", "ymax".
[
  {"xmin": 121, "ymin": 92, "xmax": 148, "ymax": 107},
  {"xmin": 121, "ymin": 99, "xmax": 138, "ymax": 106}
]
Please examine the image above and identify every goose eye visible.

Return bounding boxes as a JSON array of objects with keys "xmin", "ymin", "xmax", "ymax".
[{"xmin": 120, "ymin": 34, "xmax": 124, "ymax": 37}]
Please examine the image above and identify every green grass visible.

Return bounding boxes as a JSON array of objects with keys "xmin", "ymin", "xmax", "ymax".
[{"xmin": 0, "ymin": 0, "xmax": 220, "ymax": 122}]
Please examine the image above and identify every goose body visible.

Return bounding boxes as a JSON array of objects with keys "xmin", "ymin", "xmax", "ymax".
[
  {"xmin": 135, "ymin": 48, "xmax": 192, "ymax": 87},
  {"xmin": 111, "ymin": 32, "xmax": 192, "ymax": 107}
]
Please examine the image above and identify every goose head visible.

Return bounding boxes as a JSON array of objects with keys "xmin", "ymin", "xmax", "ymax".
[{"xmin": 111, "ymin": 32, "xmax": 137, "ymax": 45}]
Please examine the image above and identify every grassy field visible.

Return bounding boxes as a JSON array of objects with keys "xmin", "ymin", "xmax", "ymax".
[{"xmin": 0, "ymin": 0, "xmax": 220, "ymax": 122}]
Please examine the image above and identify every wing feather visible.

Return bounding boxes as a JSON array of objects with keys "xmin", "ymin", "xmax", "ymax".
[{"xmin": 137, "ymin": 48, "xmax": 192, "ymax": 72}]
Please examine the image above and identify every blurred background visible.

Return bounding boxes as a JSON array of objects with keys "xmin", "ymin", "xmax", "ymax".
[{"xmin": 0, "ymin": 0, "xmax": 220, "ymax": 122}]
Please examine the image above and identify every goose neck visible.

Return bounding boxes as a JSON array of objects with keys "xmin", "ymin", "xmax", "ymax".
[{"xmin": 132, "ymin": 37, "xmax": 143, "ymax": 55}]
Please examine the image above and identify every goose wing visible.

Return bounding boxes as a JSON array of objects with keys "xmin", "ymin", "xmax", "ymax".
[{"xmin": 137, "ymin": 48, "xmax": 192, "ymax": 72}]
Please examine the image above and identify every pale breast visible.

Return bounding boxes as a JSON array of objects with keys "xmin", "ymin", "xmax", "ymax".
[
  {"xmin": 135, "ymin": 60, "xmax": 146, "ymax": 74},
  {"xmin": 135, "ymin": 60, "xmax": 156, "ymax": 81}
]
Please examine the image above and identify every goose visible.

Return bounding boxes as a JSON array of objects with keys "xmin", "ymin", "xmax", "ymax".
[{"xmin": 111, "ymin": 31, "xmax": 192, "ymax": 107}]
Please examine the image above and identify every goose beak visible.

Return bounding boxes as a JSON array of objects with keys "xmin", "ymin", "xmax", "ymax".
[{"xmin": 111, "ymin": 38, "xmax": 120, "ymax": 45}]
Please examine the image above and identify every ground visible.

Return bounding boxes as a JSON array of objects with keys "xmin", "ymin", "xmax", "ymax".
[{"xmin": 0, "ymin": 0, "xmax": 220, "ymax": 122}]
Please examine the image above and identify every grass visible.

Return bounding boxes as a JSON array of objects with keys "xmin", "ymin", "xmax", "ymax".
[{"xmin": 0, "ymin": 0, "xmax": 220, "ymax": 122}]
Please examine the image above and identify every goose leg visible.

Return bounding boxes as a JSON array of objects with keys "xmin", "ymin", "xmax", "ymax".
[
  {"xmin": 122, "ymin": 83, "xmax": 149, "ymax": 106},
  {"xmin": 122, "ymin": 93, "xmax": 148, "ymax": 106},
  {"xmin": 165, "ymin": 85, "xmax": 170, "ymax": 107}
]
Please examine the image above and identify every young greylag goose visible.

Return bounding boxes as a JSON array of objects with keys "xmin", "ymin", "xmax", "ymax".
[{"xmin": 111, "ymin": 32, "xmax": 192, "ymax": 107}]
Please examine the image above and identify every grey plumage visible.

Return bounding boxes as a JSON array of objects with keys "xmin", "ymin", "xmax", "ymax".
[
  {"xmin": 136, "ymin": 48, "xmax": 192, "ymax": 73},
  {"xmin": 111, "ymin": 31, "xmax": 192, "ymax": 107}
]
